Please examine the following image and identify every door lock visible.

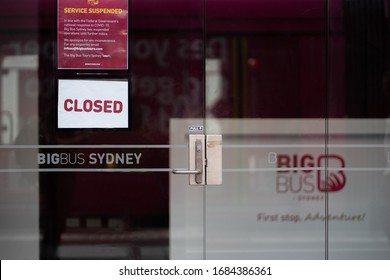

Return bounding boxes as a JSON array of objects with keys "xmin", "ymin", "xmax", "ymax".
[{"xmin": 173, "ymin": 134, "xmax": 222, "ymax": 185}]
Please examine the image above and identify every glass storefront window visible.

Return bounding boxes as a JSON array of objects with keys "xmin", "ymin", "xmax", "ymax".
[{"xmin": 0, "ymin": 0, "xmax": 389, "ymax": 260}]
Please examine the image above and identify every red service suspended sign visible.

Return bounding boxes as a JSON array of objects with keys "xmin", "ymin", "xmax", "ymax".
[{"xmin": 57, "ymin": 0, "xmax": 128, "ymax": 69}]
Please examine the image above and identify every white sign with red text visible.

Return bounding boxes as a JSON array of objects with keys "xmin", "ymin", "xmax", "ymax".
[{"xmin": 58, "ymin": 79, "xmax": 128, "ymax": 128}]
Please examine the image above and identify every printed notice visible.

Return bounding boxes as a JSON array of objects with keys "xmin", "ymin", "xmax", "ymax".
[
  {"xmin": 58, "ymin": 0, "xmax": 128, "ymax": 69},
  {"xmin": 58, "ymin": 79, "xmax": 129, "ymax": 128}
]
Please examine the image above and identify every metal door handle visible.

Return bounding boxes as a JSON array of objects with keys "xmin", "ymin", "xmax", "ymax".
[
  {"xmin": 172, "ymin": 138, "xmax": 204, "ymax": 184},
  {"xmin": 172, "ymin": 134, "xmax": 222, "ymax": 185},
  {"xmin": 172, "ymin": 170, "xmax": 200, "ymax": 174}
]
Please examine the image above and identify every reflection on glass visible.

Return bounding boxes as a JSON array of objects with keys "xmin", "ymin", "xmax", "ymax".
[{"xmin": 1, "ymin": 0, "xmax": 390, "ymax": 260}]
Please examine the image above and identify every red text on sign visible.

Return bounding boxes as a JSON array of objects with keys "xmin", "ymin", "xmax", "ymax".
[{"xmin": 64, "ymin": 99, "xmax": 123, "ymax": 113}]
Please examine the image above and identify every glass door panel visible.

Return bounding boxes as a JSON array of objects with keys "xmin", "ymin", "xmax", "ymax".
[
  {"xmin": 327, "ymin": 0, "xmax": 390, "ymax": 259},
  {"xmin": 0, "ymin": 0, "xmax": 207, "ymax": 259},
  {"xmin": 204, "ymin": 0, "xmax": 328, "ymax": 259},
  {"xmin": 167, "ymin": 0, "xmax": 329, "ymax": 260},
  {"xmin": 37, "ymin": 0, "xmax": 205, "ymax": 259}
]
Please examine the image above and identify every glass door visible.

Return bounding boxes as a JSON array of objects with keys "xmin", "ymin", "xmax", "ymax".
[
  {"xmin": 39, "ymin": 0, "xmax": 207, "ymax": 260},
  {"xmin": 195, "ymin": 0, "xmax": 390, "ymax": 260},
  {"xmin": 205, "ymin": 0, "xmax": 328, "ymax": 260},
  {"xmin": 200, "ymin": 0, "xmax": 390, "ymax": 260},
  {"xmin": 170, "ymin": 0, "xmax": 328, "ymax": 259}
]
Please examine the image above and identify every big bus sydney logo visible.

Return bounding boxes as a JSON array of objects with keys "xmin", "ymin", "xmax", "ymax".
[{"xmin": 275, "ymin": 154, "xmax": 346, "ymax": 201}]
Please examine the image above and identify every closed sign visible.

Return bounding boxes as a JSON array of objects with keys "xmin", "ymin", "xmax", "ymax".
[{"xmin": 58, "ymin": 79, "xmax": 128, "ymax": 128}]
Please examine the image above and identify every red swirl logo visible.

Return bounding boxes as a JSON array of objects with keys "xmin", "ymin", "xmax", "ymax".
[{"xmin": 317, "ymin": 155, "xmax": 346, "ymax": 192}]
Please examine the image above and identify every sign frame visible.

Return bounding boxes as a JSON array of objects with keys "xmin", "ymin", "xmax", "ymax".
[{"xmin": 57, "ymin": 0, "xmax": 129, "ymax": 70}]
